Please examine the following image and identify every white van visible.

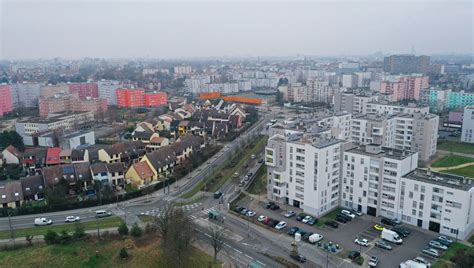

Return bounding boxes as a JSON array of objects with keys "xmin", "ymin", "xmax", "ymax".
[
  {"xmin": 34, "ymin": 218, "xmax": 53, "ymax": 226},
  {"xmin": 95, "ymin": 210, "xmax": 112, "ymax": 218}
]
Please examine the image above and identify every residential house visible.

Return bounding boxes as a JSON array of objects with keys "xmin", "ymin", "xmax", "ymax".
[
  {"xmin": 140, "ymin": 146, "xmax": 176, "ymax": 181},
  {"xmin": 0, "ymin": 181, "xmax": 23, "ymax": 208},
  {"xmin": 1, "ymin": 145, "xmax": 22, "ymax": 165},
  {"xmin": 71, "ymin": 149, "xmax": 89, "ymax": 163},
  {"xmin": 74, "ymin": 162, "xmax": 93, "ymax": 191},
  {"xmin": 90, "ymin": 162, "xmax": 109, "ymax": 184},
  {"xmin": 46, "ymin": 147, "xmax": 62, "ymax": 166},
  {"xmin": 59, "ymin": 149, "xmax": 72, "ymax": 164},
  {"xmin": 178, "ymin": 121, "xmax": 190, "ymax": 135},
  {"xmin": 131, "ymin": 123, "xmax": 159, "ymax": 144},
  {"xmin": 107, "ymin": 162, "xmax": 125, "ymax": 189},
  {"xmin": 126, "ymin": 161, "xmax": 155, "ymax": 188},
  {"xmin": 20, "ymin": 175, "xmax": 45, "ymax": 201},
  {"xmin": 147, "ymin": 136, "xmax": 170, "ymax": 152},
  {"xmin": 22, "ymin": 148, "xmax": 48, "ymax": 175},
  {"xmin": 169, "ymin": 120, "xmax": 180, "ymax": 137},
  {"xmin": 42, "ymin": 164, "xmax": 78, "ymax": 194}
]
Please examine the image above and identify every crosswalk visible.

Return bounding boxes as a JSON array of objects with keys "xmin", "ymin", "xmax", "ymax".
[
  {"xmin": 201, "ymin": 206, "xmax": 217, "ymax": 215},
  {"xmin": 139, "ymin": 202, "xmax": 204, "ymax": 217}
]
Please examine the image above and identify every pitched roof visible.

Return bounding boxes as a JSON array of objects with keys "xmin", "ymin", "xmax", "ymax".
[
  {"xmin": 4, "ymin": 145, "xmax": 21, "ymax": 158},
  {"xmin": 74, "ymin": 162, "xmax": 92, "ymax": 182},
  {"xmin": 42, "ymin": 165, "xmax": 64, "ymax": 187},
  {"xmin": 46, "ymin": 147, "xmax": 62, "ymax": 165},
  {"xmin": 132, "ymin": 161, "xmax": 154, "ymax": 180},
  {"xmin": 106, "ymin": 162, "xmax": 124, "ymax": 173},
  {"xmin": 150, "ymin": 136, "xmax": 166, "ymax": 143},
  {"xmin": 71, "ymin": 149, "xmax": 87, "ymax": 160},
  {"xmin": 20, "ymin": 175, "xmax": 45, "ymax": 196},
  {"xmin": 146, "ymin": 146, "xmax": 176, "ymax": 170},
  {"xmin": 59, "ymin": 149, "xmax": 72, "ymax": 158},
  {"xmin": 0, "ymin": 181, "xmax": 23, "ymax": 203},
  {"xmin": 90, "ymin": 162, "xmax": 108, "ymax": 174}
]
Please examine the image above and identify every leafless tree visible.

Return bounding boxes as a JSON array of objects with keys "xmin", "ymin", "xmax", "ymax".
[
  {"xmin": 153, "ymin": 204, "xmax": 174, "ymax": 244},
  {"xmin": 167, "ymin": 208, "xmax": 195, "ymax": 268},
  {"xmin": 208, "ymin": 225, "xmax": 226, "ymax": 262}
]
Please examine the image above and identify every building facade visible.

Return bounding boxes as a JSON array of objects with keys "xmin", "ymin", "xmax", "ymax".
[
  {"xmin": 0, "ymin": 85, "xmax": 13, "ymax": 117},
  {"xmin": 461, "ymin": 106, "xmax": 474, "ymax": 143}
]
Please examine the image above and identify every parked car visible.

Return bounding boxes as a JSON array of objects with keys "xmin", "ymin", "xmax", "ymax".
[
  {"xmin": 341, "ymin": 210, "xmax": 356, "ymax": 219},
  {"xmin": 246, "ymin": 210, "xmax": 256, "ymax": 217},
  {"xmin": 233, "ymin": 172, "xmax": 239, "ymax": 178},
  {"xmin": 308, "ymin": 233, "xmax": 323, "ymax": 244},
  {"xmin": 347, "ymin": 251, "xmax": 361, "ymax": 260},
  {"xmin": 213, "ymin": 191, "xmax": 223, "ymax": 199},
  {"xmin": 437, "ymin": 235, "xmax": 453, "ymax": 245},
  {"xmin": 247, "ymin": 172, "xmax": 253, "ymax": 177},
  {"xmin": 265, "ymin": 202, "xmax": 280, "ymax": 210},
  {"xmin": 335, "ymin": 216, "xmax": 347, "ymax": 223},
  {"xmin": 391, "ymin": 218, "xmax": 401, "ymax": 225},
  {"xmin": 95, "ymin": 210, "xmax": 112, "ymax": 218},
  {"xmin": 34, "ymin": 218, "xmax": 53, "ymax": 226},
  {"xmin": 65, "ymin": 216, "xmax": 80, "ymax": 223},
  {"xmin": 240, "ymin": 209, "xmax": 248, "ymax": 215},
  {"xmin": 324, "ymin": 220, "xmax": 339, "ymax": 228},
  {"xmin": 290, "ymin": 254, "xmax": 306, "ymax": 263},
  {"xmin": 381, "ymin": 217, "xmax": 397, "ymax": 226},
  {"xmin": 251, "ymin": 154, "xmax": 256, "ymax": 159},
  {"xmin": 368, "ymin": 256, "xmax": 378, "ymax": 267},
  {"xmin": 288, "ymin": 227, "xmax": 299, "ymax": 236},
  {"xmin": 354, "ymin": 238, "xmax": 369, "ymax": 247},
  {"xmin": 422, "ymin": 247, "xmax": 439, "ymax": 257},
  {"xmin": 269, "ymin": 219, "xmax": 280, "ymax": 227},
  {"xmin": 391, "ymin": 226, "xmax": 410, "ymax": 237},
  {"xmin": 258, "ymin": 159, "xmax": 264, "ymax": 164},
  {"xmin": 429, "ymin": 240, "xmax": 448, "ymax": 250},
  {"xmin": 373, "ymin": 224, "xmax": 385, "ymax": 231},
  {"xmin": 275, "ymin": 221, "xmax": 287, "ymax": 230},
  {"xmin": 238, "ymin": 181, "xmax": 245, "ymax": 187},
  {"xmin": 296, "ymin": 229, "xmax": 307, "ymax": 237},
  {"xmin": 234, "ymin": 206, "xmax": 244, "ymax": 213},
  {"xmin": 257, "ymin": 215, "xmax": 267, "ymax": 222},
  {"xmin": 307, "ymin": 218, "xmax": 317, "ymax": 225},
  {"xmin": 302, "ymin": 216, "xmax": 313, "ymax": 223},
  {"xmin": 350, "ymin": 208, "xmax": 363, "ymax": 216},
  {"xmin": 374, "ymin": 240, "xmax": 392, "ymax": 250},
  {"xmin": 296, "ymin": 213, "xmax": 307, "ymax": 221},
  {"xmin": 336, "ymin": 213, "xmax": 352, "ymax": 221},
  {"xmin": 413, "ymin": 257, "xmax": 431, "ymax": 266},
  {"xmin": 263, "ymin": 217, "xmax": 273, "ymax": 225},
  {"xmin": 302, "ymin": 232, "xmax": 313, "ymax": 242},
  {"xmin": 284, "ymin": 211, "xmax": 296, "ymax": 218}
]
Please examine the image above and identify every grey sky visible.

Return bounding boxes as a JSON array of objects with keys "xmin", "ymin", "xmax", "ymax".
[{"xmin": 0, "ymin": 0, "xmax": 472, "ymax": 59}]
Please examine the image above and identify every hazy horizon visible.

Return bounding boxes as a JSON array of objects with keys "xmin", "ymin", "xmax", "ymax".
[{"xmin": 1, "ymin": 0, "xmax": 472, "ymax": 60}]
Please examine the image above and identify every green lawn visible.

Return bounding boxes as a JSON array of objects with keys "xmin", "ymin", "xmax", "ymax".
[
  {"xmin": 181, "ymin": 135, "xmax": 268, "ymax": 199},
  {"xmin": 433, "ymin": 242, "xmax": 473, "ymax": 268},
  {"xmin": 437, "ymin": 141, "xmax": 474, "ymax": 155},
  {"xmin": 432, "ymin": 155, "xmax": 474, "ymax": 167},
  {"xmin": 0, "ymin": 236, "xmax": 219, "ymax": 268},
  {"xmin": 317, "ymin": 207, "xmax": 344, "ymax": 226},
  {"xmin": 247, "ymin": 165, "xmax": 267, "ymax": 195},
  {"xmin": 0, "ymin": 216, "xmax": 124, "ymax": 240},
  {"xmin": 441, "ymin": 166, "xmax": 474, "ymax": 178}
]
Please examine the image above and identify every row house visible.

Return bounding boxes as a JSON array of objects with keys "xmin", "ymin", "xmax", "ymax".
[
  {"xmin": 0, "ymin": 175, "xmax": 45, "ymax": 207},
  {"xmin": 98, "ymin": 141, "xmax": 145, "ymax": 165},
  {"xmin": 90, "ymin": 162, "xmax": 125, "ymax": 190},
  {"xmin": 1, "ymin": 145, "xmax": 22, "ymax": 165}
]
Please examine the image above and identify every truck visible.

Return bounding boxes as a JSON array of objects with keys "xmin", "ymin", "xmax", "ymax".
[
  {"xmin": 308, "ymin": 233, "xmax": 324, "ymax": 244},
  {"xmin": 382, "ymin": 229, "xmax": 403, "ymax": 244}
]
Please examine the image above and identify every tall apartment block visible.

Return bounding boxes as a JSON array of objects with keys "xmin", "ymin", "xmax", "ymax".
[
  {"xmin": 97, "ymin": 80, "xmax": 120, "ymax": 105},
  {"xmin": 461, "ymin": 106, "xmax": 474, "ymax": 143},
  {"xmin": 116, "ymin": 88, "xmax": 167, "ymax": 108},
  {"xmin": 0, "ymin": 85, "xmax": 13, "ymax": 117},
  {"xmin": 265, "ymin": 133, "xmax": 342, "ymax": 216},
  {"xmin": 67, "ymin": 82, "xmax": 99, "ymax": 98},
  {"xmin": 383, "ymin": 55, "xmax": 430, "ymax": 74},
  {"xmin": 380, "ymin": 75, "xmax": 429, "ymax": 101},
  {"xmin": 10, "ymin": 82, "xmax": 42, "ymax": 108}
]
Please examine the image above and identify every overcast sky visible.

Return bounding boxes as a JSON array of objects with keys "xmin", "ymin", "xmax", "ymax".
[{"xmin": 0, "ymin": 0, "xmax": 472, "ymax": 60}]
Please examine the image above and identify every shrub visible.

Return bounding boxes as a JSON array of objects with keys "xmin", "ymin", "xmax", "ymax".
[
  {"xmin": 44, "ymin": 230, "xmax": 58, "ymax": 245},
  {"xmin": 58, "ymin": 230, "xmax": 72, "ymax": 244},
  {"xmin": 130, "ymin": 223, "xmax": 143, "ymax": 237},
  {"xmin": 119, "ymin": 247, "xmax": 129, "ymax": 259},
  {"xmin": 118, "ymin": 222, "xmax": 129, "ymax": 236},
  {"xmin": 355, "ymin": 256, "xmax": 364, "ymax": 266},
  {"xmin": 145, "ymin": 223, "xmax": 156, "ymax": 234},
  {"xmin": 73, "ymin": 223, "xmax": 86, "ymax": 240}
]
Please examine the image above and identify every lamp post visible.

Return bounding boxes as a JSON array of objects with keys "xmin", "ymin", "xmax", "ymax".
[{"xmin": 8, "ymin": 210, "xmax": 15, "ymax": 247}]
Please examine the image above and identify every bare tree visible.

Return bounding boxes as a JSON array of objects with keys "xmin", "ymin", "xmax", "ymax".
[
  {"xmin": 153, "ymin": 204, "xmax": 174, "ymax": 244},
  {"xmin": 208, "ymin": 226, "xmax": 226, "ymax": 263},
  {"xmin": 167, "ymin": 208, "xmax": 195, "ymax": 268}
]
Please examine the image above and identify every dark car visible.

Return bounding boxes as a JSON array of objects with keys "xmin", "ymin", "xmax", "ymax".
[
  {"xmin": 337, "ymin": 213, "xmax": 352, "ymax": 221},
  {"xmin": 325, "ymin": 220, "xmax": 339, "ymax": 228},
  {"xmin": 307, "ymin": 218, "xmax": 318, "ymax": 225},
  {"xmin": 296, "ymin": 213, "xmax": 307, "ymax": 221},
  {"xmin": 288, "ymin": 227, "xmax": 299, "ymax": 236},
  {"xmin": 375, "ymin": 240, "xmax": 393, "ymax": 250},
  {"xmin": 381, "ymin": 218, "xmax": 397, "ymax": 226},
  {"xmin": 392, "ymin": 227, "xmax": 410, "ymax": 237},
  {"xmin": 335, "ymin": 215, "xmax": 348, "ymax": 223},
  {"xmin": 296, "ymin": 229, "xmax": 307, "ymax": 237},
  {"xmin": 270, "ymin": 204, "xmax": 280, "ymax": 210},
  {"xmin": 302, "ymin": 232, "xmax": 313, "ymax": 242},
  {"xmin": 348, "ymin": 251, "xmax": 361, "ymax": 260},
  {"xmin": 269, "ymin": 219, "xmax": 279, "ymax": 227},
  {"xmin": 234, "ymin": 206, "xmax": 244, "ymax": 213},
  {"xmin": 290, "ymin": 254, "xmax": 306, "ymax": 263},
  {"xmin": 258, "ymin": 159, "xmax": 264, "ymax": 164},
  {"xmin": 213, "ymin": 191, "xmax": 223, "ymax": 199}
]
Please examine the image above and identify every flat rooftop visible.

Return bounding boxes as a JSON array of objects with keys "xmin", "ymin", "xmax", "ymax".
[
  {"xmin": 404, "ymin": 169, "xmax": 474, "ymax": 191},
  {"xmin": 346, "ymin": 145, "xmax": 417, "ymax": 160}
]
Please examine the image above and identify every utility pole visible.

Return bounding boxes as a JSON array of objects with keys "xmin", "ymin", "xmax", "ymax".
[{"xmin": 8, "ymin": 211, "xmax": 15, "ymax": 247}]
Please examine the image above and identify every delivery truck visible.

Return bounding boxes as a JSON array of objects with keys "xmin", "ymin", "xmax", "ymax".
[{"xmin": 382, "ymin": 229, "xmax": 403, "ymax": 244}]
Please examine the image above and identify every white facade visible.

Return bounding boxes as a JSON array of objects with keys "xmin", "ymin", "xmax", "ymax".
[
  {"xmin": 97, "ymin": 80, "xmax": 120, "ymax": 105},
  {"xmin": 461, "ymin": 106, "xmax": 474, "ymax": 143},
  {"xmin": 366, "ymin": 102, "xmax": 430, "ymax": 116},
  {"xmin": 11, "ymin": 82, "xmax": 42, "ymax": 108},
  {"xmin": 174, "ymin": 65, "xmax": 192, "ymax": 75},
  {"xmin": 341, "ymin": 145, "xmax": 419, "ymax": 219},
  {"xmin": 266, "ymin": 134, "xmax": 342, "ymax": 216}
]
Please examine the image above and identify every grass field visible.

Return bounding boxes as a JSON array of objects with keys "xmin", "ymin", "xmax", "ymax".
[
  {"xmin": 432, "ymin": 155, "xmax": 474, "ymax": 167},
  {"xmin": 433, "ymin": 242, "xmax": 473, "ymax": 268},
  {"xmin": 181, "ymin": 135, "xmax": 267, "ymax": 199},
  {"xmin": 0, "ymin": 217, "xmax": 124, "ymax": 240},
  {"xmin": 0, "ymin": 236, "xmax": 218, "ymax": 268},
  {"xmin": 441, "ymin": 166, "xmax": 474, "ymax": 178},
  {"xmin": 437, "ymin": 141, "xmax": 474, "ymax": 155},
  {"xmin": 247, "ymin": 165, "xmax": 267, "ymax": 195}
]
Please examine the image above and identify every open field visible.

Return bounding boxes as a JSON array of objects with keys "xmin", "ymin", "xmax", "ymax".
[
  {"xmin": 0, "ymin": 217, "xmax": 123, "ymax": 240},
  {"xmin": 440, "ymin": 166, "xmax": 474, "ymax": 178},
  {"xmin": 437, "ymin": 141, "xmax": 474, "ymax": 155},
  {"xmin": 432, "ymin": 155, "xmax": 474, "ymax": 168},
  {"xmin": 433, "ymin": 242, "xmax": 474, "ymax": 268},
  {"xmin": 0, "ymin": 235, "xmax": 218, "ymax": 268}
]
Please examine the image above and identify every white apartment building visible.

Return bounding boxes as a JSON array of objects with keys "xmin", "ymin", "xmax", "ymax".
[
  {"xmin": 461, "ymin": 106, "xmax": 474, "ymax": 143},
  {"xmin": 174, "ymin": 65, "xmax": 192, "ymax": 75},
  {"xmin": 351, "ymin": 114, "xmax": 396, "ymax": 147},
  {"xmin": 333, "ymin": 92, "xmax": 378, "ymax": 114},
  {"xmin": 97, "ymin": 80, "xmax": 120, "ymax": 105},
  {"xmin": 366, "ymin": 102, "xmax": 430, "ymax": 116},
  {"xmin": 341, "ymin": 144, "xmax": 419, "ymax": 219},
  {"xmin": 11, "ymin": 82, "xmax": 42, "ymax": 108},
  {"xmin": 306, "ymin": 79, "xmax": 331, "ymax": 103},
  {"xmin": 15, "ymin": 111, "xmax": 95, "ymax": 136},
  {"xmin": 400, "ymin": 169, "xmax": 474, "ymax": 240},
  {"xmin": 315, "ymin": 112, "xmax": 352, "ymax": 141},
  {"xmin": 265, "ymin": 133, "xmax": 342, "ymax": 216}
]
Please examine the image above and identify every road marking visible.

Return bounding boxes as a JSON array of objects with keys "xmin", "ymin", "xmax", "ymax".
[
  {"xmin": 244, "ymin": 254, "xmax": 254, "ymax": 260},
  {"xmin": 234, "ymin": 249, "xmax": 242, "ymax": 254},
  {"xmin": 256, "ymin": 260, "xmax": 266, "ymax": 266}
]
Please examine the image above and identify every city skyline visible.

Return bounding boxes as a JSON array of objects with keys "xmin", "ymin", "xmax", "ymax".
[{"xmin": 1, "ymin": 0, "xmax": 472, "ymax": 60}]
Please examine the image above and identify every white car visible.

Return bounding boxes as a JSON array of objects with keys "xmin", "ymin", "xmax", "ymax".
[
  {"xmin": 368, "ymin": 256, "xmax": 378, "ymax": 267},
  {"xmin": 302, "ymin": 216, "xmax": 313, "ymax": 223},
  {"xmin": 34, "ymin": 218, "xmax": 53, "ymax": 226},
  {"xmin": 429, "ymin": 240, "xmax": 448, "ymax": 250},
  {"xmin": 246, "ymin": 210, "xmax": 256, "ymax": 217},
  {"xmin": 65, "ymin": 216, "xmax": 80, "ymax": 223},
  {"xmin": 257, "ymin": 215, "xmax": 267, "ymax": 222},
  {"xmin": 275, "ymin": 221, "xmax": 287, "ymax": 230},
  {"xmin": 422, "ymin": 247, "xmax": 439, "ymax": 257},
  {"xmin": 413, "ymin": 257, "xmax": 431, "ymax": 266},
  {"xmin": 354, "ymin": 238, "xmax": 370, "ymax": 247},
  {"xmin": 284, "ymin": 211, "xmax": 296, "ymax": 218},
  {"xmin": 340, "ymin": 210, "xmax": 356, "ymax": 219}
]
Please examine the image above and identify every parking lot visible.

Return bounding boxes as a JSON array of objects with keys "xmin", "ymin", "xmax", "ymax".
[{"xmin": 236, "ymin": 198, "xmax": 440, "ymax": 267}]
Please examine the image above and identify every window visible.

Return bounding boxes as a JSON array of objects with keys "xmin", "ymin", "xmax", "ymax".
[
  {"xmin": 414, "ymin": 184, "xmax": 418, "ymax": 191},
  {"xmin": 409, "ymin": 192, "xmax": 413, "ymax": 198},
  {"xmin": 420, "ymin": 194, "xmax": 424, "ymax": 201}
]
